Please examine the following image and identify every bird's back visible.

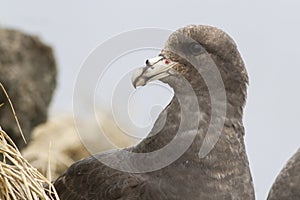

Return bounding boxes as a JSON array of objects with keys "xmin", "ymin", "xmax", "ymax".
[{"xmin": 268, "ymin": 148, "xmax": 300, "ymax": 200}]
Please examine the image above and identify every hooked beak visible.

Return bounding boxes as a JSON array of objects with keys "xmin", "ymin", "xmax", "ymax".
[{"xmin": 131, "ymin": 55, "xmax": 178, "ymax": 88}]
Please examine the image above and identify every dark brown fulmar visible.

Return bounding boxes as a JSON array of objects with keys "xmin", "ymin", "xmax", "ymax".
[
  {"xmin": 53, "ymin": 25, "xmax": 255, "ymax": 200},
  {"xmin": 267, "ymin": 148, "xmax": 300, "ymax": 200}
]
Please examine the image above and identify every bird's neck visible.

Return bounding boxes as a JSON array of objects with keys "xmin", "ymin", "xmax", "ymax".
[
  {"xmin": 133, "ymin": 89, "xmax": 245, "ymax": 153},
  {"xmin": 132, "ymin": 90, "xmax": 254, "ymax": 199}
]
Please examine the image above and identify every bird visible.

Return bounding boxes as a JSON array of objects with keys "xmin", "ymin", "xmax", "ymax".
[
  {"xmin": 52, "ymin": 25, "xmax": 255, "ymax": 200},
  {"xmin": 267, "ymin": 148, "xmax": 300, "ymax": 199}
]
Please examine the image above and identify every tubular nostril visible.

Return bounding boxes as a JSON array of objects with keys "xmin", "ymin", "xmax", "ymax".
[{"xmin": 145, "ymin": 59, "xmax": 150, "ymax": 66}]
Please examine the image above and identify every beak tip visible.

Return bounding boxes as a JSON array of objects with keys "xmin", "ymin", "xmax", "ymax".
[
  {"xmin": 131, "ymin": 67, "xmax": 145, "ymax": 89},
  {"xmin": 132, "ymin": 83, "xmax": 138, "ymax": 89},
  {"xmin": 132, "ymin": 79, "xmax": 146, "ymax": 89}
]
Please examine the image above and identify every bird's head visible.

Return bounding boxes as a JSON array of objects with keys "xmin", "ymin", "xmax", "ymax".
[{"xmin": 132, "ymin": 25, "xmax": 248, "ymax": 104}]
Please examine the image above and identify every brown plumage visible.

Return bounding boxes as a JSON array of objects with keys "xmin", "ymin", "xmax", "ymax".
[
  {"xmin": 52, "ymin": 25, "xmax": 255, "ymax": 200},
  {"xmin": 268, "ymin": 148, "xmax": 300, "ymax": 199}
]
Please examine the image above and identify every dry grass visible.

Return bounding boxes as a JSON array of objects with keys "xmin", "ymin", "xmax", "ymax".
[
  {"xmin": 0, "ymin": 82, "xmax": 59, "ymax": 199},
  {"xmin": 0, "ymin": 127, "xmax": 59, "ymax": 200},
  {"xmin": 22, "ymin": 115, "xmax": 91, "ymax": 179}
]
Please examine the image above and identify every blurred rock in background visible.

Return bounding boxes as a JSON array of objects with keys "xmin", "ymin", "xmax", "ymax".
[
  {"xmin": 22, "ymin": 114, "xmax": 138, "ymax": 179},
  {"xmin": 0, "ymin": 29, "xmax": 56, "ymax": 150}
]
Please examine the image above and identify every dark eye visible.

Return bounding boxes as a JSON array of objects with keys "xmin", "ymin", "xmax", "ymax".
[{"xmin": 188, "ymin": 42, "xmax": 204, "ymax": 55}]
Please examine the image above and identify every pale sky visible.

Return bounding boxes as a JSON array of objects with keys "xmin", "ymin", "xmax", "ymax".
[{"xmin": 1, "ymin": 1, "xmax": 300, "ymax": 199}]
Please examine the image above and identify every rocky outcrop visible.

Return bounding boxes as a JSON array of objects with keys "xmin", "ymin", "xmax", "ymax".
[{"xmin": 0, "ymin": 29, "xmax": 57, "ymax": 150}]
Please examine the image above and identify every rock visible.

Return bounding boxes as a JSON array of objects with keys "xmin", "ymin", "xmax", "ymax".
[
  {"xmin": 0, "ymin": 28, "xmax": 56, "ymax": 150},
  {"xmin": 22, "ymin": 114, "xmax": 137, "ymax": 179}
]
